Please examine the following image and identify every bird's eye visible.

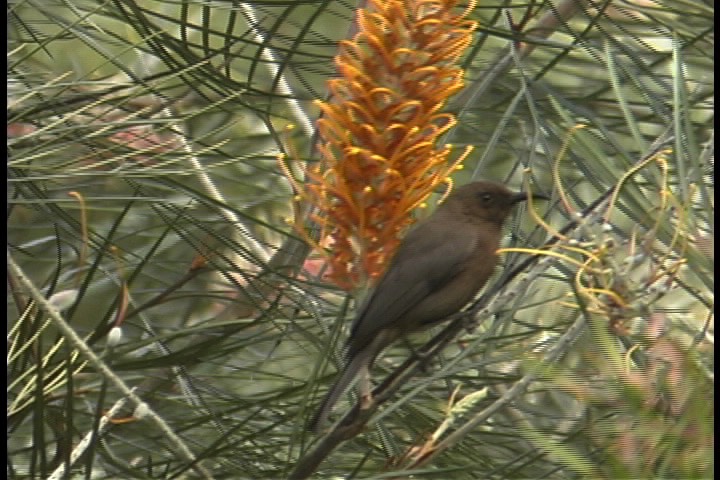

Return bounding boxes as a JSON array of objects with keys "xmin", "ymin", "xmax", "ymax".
[{"xmin": 480, "ymin": 193, "xmax": 492, "ymax": 203}]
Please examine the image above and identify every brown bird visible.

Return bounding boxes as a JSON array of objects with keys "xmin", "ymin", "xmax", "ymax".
[{"xmin": 309, "ymin": 180, "xmax": 546, "ymax": 431}]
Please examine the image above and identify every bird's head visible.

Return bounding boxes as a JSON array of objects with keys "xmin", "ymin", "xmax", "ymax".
[{"xmin": 440, "ymin": 180, "xmax": 548, "ymax": 225}]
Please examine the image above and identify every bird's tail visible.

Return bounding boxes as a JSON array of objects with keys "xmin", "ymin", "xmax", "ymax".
[{"xmin": 307, "ymin": 349, "xmax": 372, "ymax": 433}]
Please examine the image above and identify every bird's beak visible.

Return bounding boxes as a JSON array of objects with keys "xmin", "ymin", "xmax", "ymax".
[{"xmin": 511, "ymin": 191, "xmax": 549, "ymax": 204}]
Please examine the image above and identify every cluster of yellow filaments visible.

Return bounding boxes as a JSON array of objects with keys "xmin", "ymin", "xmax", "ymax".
[{"xmin": 304, "ymin": 0, "xmax": 477, "ymax": 289}]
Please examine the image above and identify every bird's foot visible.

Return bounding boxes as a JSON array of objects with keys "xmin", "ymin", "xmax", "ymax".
[
  {"xmin": 358, "ymin": 370, "xmax": 374, "ymax": 410},
  {"xmin": 360, "ymin": 392, "xmax": 374, "ymax": 410}
]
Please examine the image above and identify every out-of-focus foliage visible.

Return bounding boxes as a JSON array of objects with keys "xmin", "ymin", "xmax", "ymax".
[{"xmin": 8, "ymin": 1, "xmax": 712, "ymax": 478}]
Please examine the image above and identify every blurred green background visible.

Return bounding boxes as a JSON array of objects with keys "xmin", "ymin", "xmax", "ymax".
[{"xmin": 8, "ymin": 1, "xmax": 713, "ymax": 478}]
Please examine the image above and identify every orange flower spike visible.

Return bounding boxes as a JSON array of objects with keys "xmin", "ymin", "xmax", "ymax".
[{"xmin": 309, "ymin": 0, "xmax": 477, "ymax": 288}]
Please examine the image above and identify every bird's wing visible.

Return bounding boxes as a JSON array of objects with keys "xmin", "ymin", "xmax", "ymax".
[{"xmin": 349, "ymin": 220, "xmax": 476, "ymax": 352}]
